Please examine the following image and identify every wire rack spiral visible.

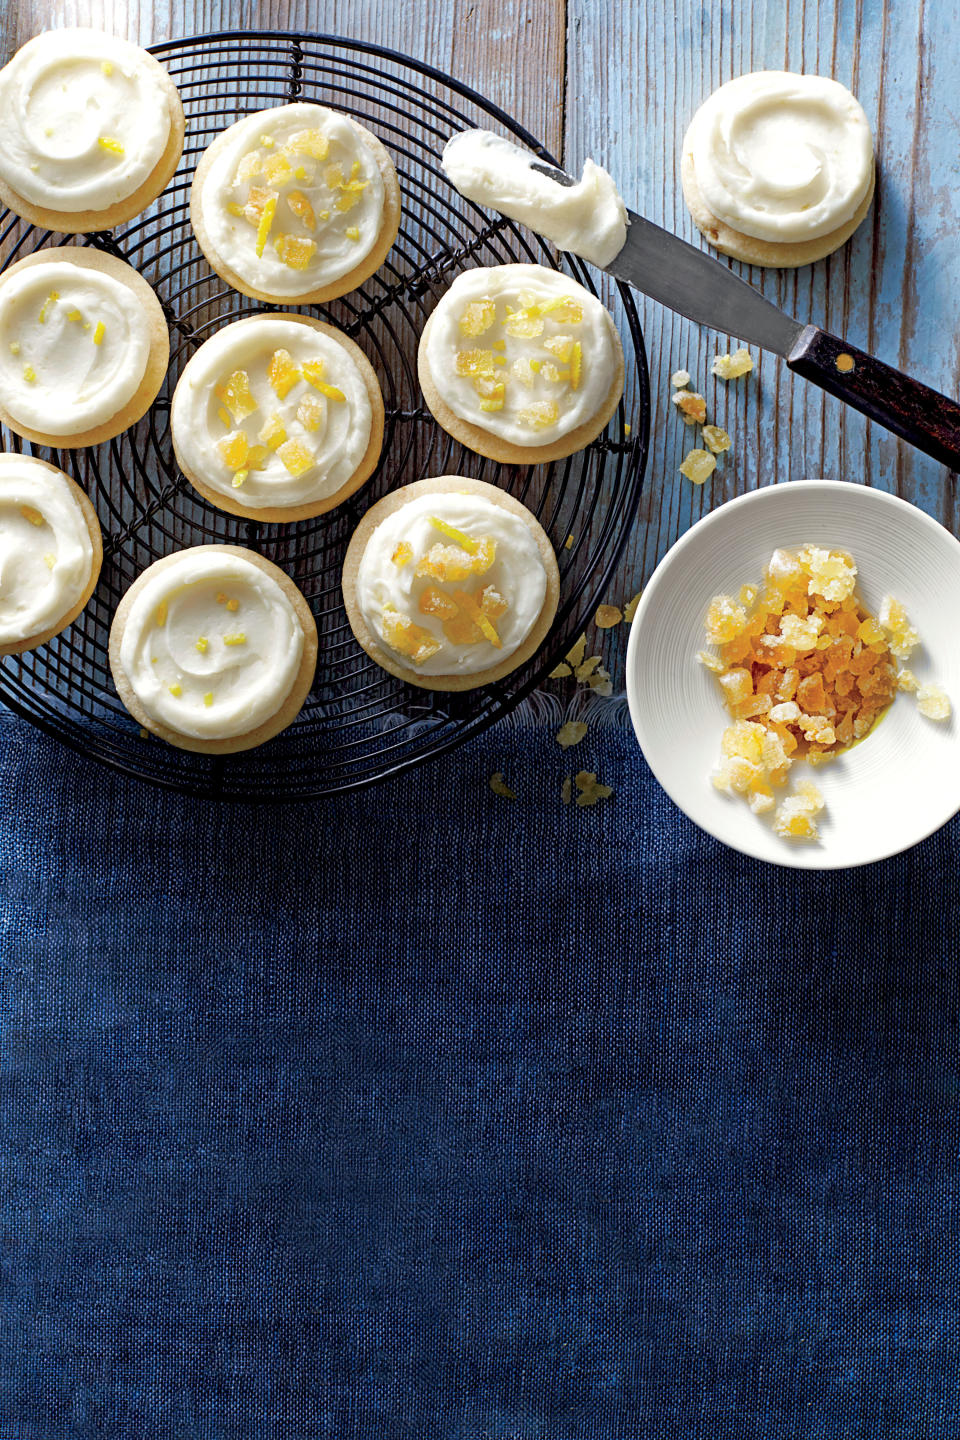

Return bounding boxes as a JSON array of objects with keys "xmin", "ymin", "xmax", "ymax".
[{"xmin": 0, "ymin": 31, "xmax": 650, "ymax": 801}]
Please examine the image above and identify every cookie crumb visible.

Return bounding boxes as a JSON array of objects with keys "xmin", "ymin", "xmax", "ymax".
[
  {"xmin": 574, "ymin": 770, "xmax": 613, "ymax": 807},
  {"xmin": 549, "ymin": 662, "xmax": 572, "ymax": 679},
  {"xmin": 565, "ymin": 634, "xmax": 587, "ymax": 668},
  {"xmin": 561, "ymin": 776, "xmax": 572, "ymax": 805},
  {"xmin": 623, "ymin": 591, "xmax": 642, "ymax": 623},
  {"xmin": 489, "ymin": 772, "xmax": 516, "ymax": 798}
]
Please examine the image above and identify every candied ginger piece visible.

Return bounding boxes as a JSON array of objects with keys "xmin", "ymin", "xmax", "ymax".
[
  {"xmin": 540, "ymin": 297, "xmax": 583, "ymax": 323},
  {"xmin": 779, "ymin": 613, "xmax": 824, "ymax": 652},
  {"xmin": 235, "ymin": 149, "xmax": 263, "ymax": 184},
  {"xmin": 543, "ymin": 335, "xmax": 574, "ymax": 364},
  {"xmin": 574, "ymin": 770, "xmax": 613, "ymax": 807},
  {"xmin": 276, "ymin": 438, "xmax": 314, "ymax": 476},
  {"xmin": 263, "ymin": 152, "xmax": 294, "ymax": 187},
  {"xmin": 275, "ymin": 233, "xmax": 317, "ymax": 269},
  {"xmin": 704, "ymin": 594, "xmax": 747, "ymax": 644},
  {"xmin": 217, "ymin": 430, "xmax": 249, "ymax": 471},
  {"xmin": 702, "ymin": 425, "xmax": 731, "ymax": 455},
  {"xmin": 283, "ymin": 128, "xmax": 329, "ymax": 160},
  {"xmin": 286, "ymin": 190, "xmax": 316, "ymax": 231},
  {"xmin": 456, "ymin": 349, "xmax": 495, "ymax": 378},
  {"xmin": 489, "ymin": 772, "xmax": 516, "ymax": 799},
  {"xmin": 712, "ymin": 347, "xmax": 753, "ymax": 380},
  {"xmin": 556, "ymin": 721, "xmax": 588, "ymax": 750},
  {"xmin": 259, "ymin": 413, "xmax": 287, "ymax": 450},
  {"xmin": 459, "ymin": 300, "xmax": 497, "ymax": 337},
  {"xmin": 511, "ymin": 358, "xmax": 535, "ymax": 388},
  {"xmin": 566, "ymin": 635, "xmax": 587, "ymax": 667},
  {"xmin": 671, "ymin": 389, "xmax": 706, "ymax": 424},
  {"xmin": 518, "ymin": 400, "xmax": 559, "ymax": 430},
  {"xmin": 878, "ymin": 595, "xmax": 920, "ymax": 660},
  {"xmin": 916, "ymin": 683, "xmax": 951, "ymax": 720},
  {"xmin": 452, "ymin": 588, "xmax": 501, "ymax": 646},
  {"xmin": 697, "ymin": 649, "xmax": 725, "ymax": 674},
  {"xmin": 415, "ymin": 537, "xmax": 495, "ymax": 582},
  {"xmin": 679, "ymin": 449, "xmax": 716, "ymax": 485},
  {"xmin": 505, "ymin": 309, "xmax": 545, "ymax": 339},
  {"xmin": 720, "ymin": 721, "xmax": 766, "ymax": 765},
  {"xmin": 268, "ymin": 348, "xmax": 301, "ymax": 399},
  {"xmin": 670, "ymin": 369, "xmax": 690, "ymax": 388},
  {"xmin": 623, "ymin": 591, "xmax": 643, "ymax": 623},
  {"xmin": 381, "ymin": 606, "xmax": 442, "ymax": 665},
  {"xmin": 302, "ymin": 360, "xmax": 345, "ymax": 401},
  {"xmin": 772, "ymin": 797, "xmax": 822, "ymax": 841},
  {"xmin": 897, "ymin": 668, "xmax": 918, "ymax": 692},
  {"xmin": 418, "ymin": 586, "xmax": 460, "ymax": 620},
  {"xmin": 768, "ymin": 700, "xmax": 800, "ymax": 724},
  {"xmin": 594, "ymin": 604, "xmax": 622, "ymax": 629},
  {"xmin": 297, "ymin": 396, "xmax": 325, "ymax": 432},
  {"xmin": 391, "ymin": 541, "xmax": 413, "ymax": 567},
  {"xmin": 800, "ymin": 545, "xmax": 857, "ymax": 603},
  {"xmin": 718, "ymin": 668, "xmax": 752, "ymax": 706},
  {"xmin": 215, "ymin": 369, "xmax": 258, "ymax": 423}
]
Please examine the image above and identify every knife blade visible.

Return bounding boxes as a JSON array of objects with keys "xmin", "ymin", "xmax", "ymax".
[{"xmin": 526, "ymin": 159, "xmax": 960, "ymax": 471}]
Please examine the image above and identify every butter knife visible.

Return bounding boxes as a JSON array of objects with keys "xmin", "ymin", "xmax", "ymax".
[{"xmin": 530, "ymin": 161, "xmax": 960, "ymax": 472}]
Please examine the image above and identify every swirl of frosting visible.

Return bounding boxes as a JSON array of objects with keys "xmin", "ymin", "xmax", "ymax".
[
  {"xmin": 118, "ymin": 549, "xmax": 305, "ymax": 739},
  {"xmin": 197, "ymin": 102, "xmax": 386, "ymax": 297},
  {"xmin": 423, "ymin": 264, "xmax": 618, "ymax": 447},
  {"xmin": 0, "ymin": 454, "xmax": 95, "ymax": 647},
  {"xmin": 172, "ymin": 316, "xmax": 373, "ymax": 510},
  {"xmin": 0, "ymin": 260, "xmax": 151, "ymax": 435},
  {"xmin": 356, "ymin": 491, "xmax": 547, "ymax": 676},
  {"xmin": 0, "ymin": 29, "xmax": 172, "ymax": 213},
  {"xmin": 689, "ymin": 72, "xmax": 873, "ymax": 243}
]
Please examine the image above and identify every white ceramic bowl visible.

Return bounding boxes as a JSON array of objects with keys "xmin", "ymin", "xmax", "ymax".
[{"xmin": 626, "ymin": 480, "xmax": 960, "ymax": 868}]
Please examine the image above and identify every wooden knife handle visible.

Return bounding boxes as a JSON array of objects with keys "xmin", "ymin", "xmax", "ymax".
[{"xmin": 786, "ymin": 324, "xmax": 960, "ymax": 473}]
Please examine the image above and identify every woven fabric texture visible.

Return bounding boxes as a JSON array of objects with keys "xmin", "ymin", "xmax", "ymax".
[{"xmin": 1, "ymin": 704, "xmax": 958, "ymax": 1440}]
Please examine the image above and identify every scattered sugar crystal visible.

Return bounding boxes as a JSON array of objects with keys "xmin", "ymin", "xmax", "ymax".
[{"xmin": 670, "ymin": 369, "xmax": 690, "ymax": 388}]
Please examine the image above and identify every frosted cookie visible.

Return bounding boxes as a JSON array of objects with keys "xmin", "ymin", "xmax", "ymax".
[
  {"xmin": 0, "ymin": 247, "xmax": 169, "ymax": 448},
  {"xmin": 681, "ymin": 72, "xmax": 875, "ymax": 267},
  {"xmin": 109, "ymin": 545, "xmax": 318, "ymax": 754},
  {"xmin": 342, "ymin": 476, "xmax": 560, "ymax": 692},
  {"xmin": 190, "ymin": 102, "xmax": 401, "ymax": 304},
  {"xmin": 0, "ymin": 453, "xmax": 102, "ymax": 655},
  {"xmin": 418, "ymin": 263, "xmax": 624, "ymax": 464},
  {"xmin": 0, "ymin": 29, "xmax": 185, "ymax": 233},
  {"xmin": 171, "ymin": 313, "xmax": 384, "ymax": 522}
]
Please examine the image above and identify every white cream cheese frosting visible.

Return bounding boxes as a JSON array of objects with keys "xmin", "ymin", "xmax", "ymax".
[
  {"xmin": 441, "ymin": 129, "xmax": 628, "ymax": 268},
  {"xmin": 688, "ymin": 72, "xmax": 873, "ymax": 242},
  {"xmin": 118, "ymin": 549, "xmax": 305, "ymax": 739},
  {"xmin": 357, "ymin": 491, "xmax": 548, "ymax": 676},
  {"xmin": 0, "ymin": 455, "xmax": 94, "ymax": 646},
  {"xmin": 172, "ymin": 316, "xmax": 372, "ymax": 510},
  {"xmin": 198, "ymin": 102, "xmax": 386, "ymax": 296},
  {"xmin": 0, "ymin": 29, "xmax": 172, "ymax": 214},
  {"xmin": 0, "ymin": 260, "xmax": 151, "ymax": 435},
  {"xmin": 424, "ymin": 264, "xmax": 618, "ymax": 447}
]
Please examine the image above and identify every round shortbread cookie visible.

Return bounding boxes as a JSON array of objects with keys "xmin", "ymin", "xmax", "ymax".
[
  {"xmin": 109, "ymin": 545, "xmax": 318, "ymax": 754},
  {"xmin": 0, "ymin": 247, "xmax": 169, "ymax": 448},
  {"xmin": 0, "ymin": 33, "xmax": 185, "ymax": 234},
  {"xmin": 0, "ymin": 454, "xmax": 103, "ymax": 656},
  {"xmin": 342, "ymin": 475, "xmax": 561, "ymax": 692},
  {"xmin": 190, "ymin": 103, "xmax": 401, "ymax": 305},
  {"xmin": 417, "ymin": 264, "xmax": 625, "ymax": 465},
  {"xmin": 680, "ymin": 123, "xmax": 876, "ymax": 269},
  {"xmin": 171, "ymin": 314, "xmax": 385, "ymax": 523}
]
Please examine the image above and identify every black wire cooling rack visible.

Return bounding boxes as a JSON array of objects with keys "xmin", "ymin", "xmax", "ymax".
[{"xmin": 0, "ymin": 31, "xmax": 650, "ymax": 801}]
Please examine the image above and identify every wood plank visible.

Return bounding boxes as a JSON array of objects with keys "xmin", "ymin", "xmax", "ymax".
[{"xmin": 567, "ymin": 0, "xmax": 960, "ymax": 682}]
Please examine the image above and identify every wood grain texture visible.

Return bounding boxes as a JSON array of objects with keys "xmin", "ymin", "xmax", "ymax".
[{"xmin": 2, "ymin": 0, "xmax": 954, "ymax": 692}]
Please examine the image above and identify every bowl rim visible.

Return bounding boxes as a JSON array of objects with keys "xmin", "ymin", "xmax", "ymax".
[{"xmin": 625, "ymin": 478, "xmax": 960, "ymax": 870}]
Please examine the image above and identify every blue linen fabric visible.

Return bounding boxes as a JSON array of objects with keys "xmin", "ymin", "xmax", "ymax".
[{"xmin": 1, "ymin": 702, "xmax": 959, "ymax": 1440}]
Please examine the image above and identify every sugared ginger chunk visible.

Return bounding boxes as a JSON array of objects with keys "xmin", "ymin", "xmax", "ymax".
[
  {"xmin": 458, "ymin": 300, "xmax": 497, "ymax": 337},
  {"xmin": 215, "ymin": 369, "xmax": 258, "ymax": 423},
  {"xmin": 381, "ymin": 607, "xmax": 442, "ymax": 665},
  {"xmin": 916, "ymin": 683, "xmax": 951, "ymax": 720},
  {"xmin": 268, "ymin": 348, "xmax": 300, "ymax": 398}
]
